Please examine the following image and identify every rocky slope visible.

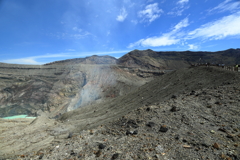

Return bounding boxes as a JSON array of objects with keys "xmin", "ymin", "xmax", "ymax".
[
  {"xmin": 1, "ymin": 48, "xmax": 240, "ymax": 118},
  {"xmin": 0, "ymin": 62, "xmax": 148, "ymax": 118},
  {"xmin": 118, "ymin": 48, "xmax": 240, "ymax": 70},
  {"xmin": 1, "ymin": 66, "xmax": 240, "ymax": 159}
]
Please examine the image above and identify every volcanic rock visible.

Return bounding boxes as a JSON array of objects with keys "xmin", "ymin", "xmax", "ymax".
[{"xmin": 159, "ymin": 125, "xmax": 168, "ymax": 132}]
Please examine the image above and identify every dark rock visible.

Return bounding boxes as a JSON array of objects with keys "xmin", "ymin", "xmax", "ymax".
[
  {"xmin": 206, "ymin": 105, "xmax": 212, "ymax": 108},
  {"xmin": 170, "ymin": 105, "xmax": 179, "ymax": 112},
  {"xmin": 67, "ymin": 132, "xmax": 73, "ymax": 138},
  {"xmin": 215, "ymin": 101, "xmax": 221, "ymax": 105},
  {"xmin": 175, "ymin": 135, "xmax": 180, "ymax": 140},
  {"xmin": 39, "ymin": 153, "xmax": 44, "ymax": 159},
  {"xmin": 70, "ymin": 150, "xmax": 77, "ymax": 156},
  {"xmin": 159, "ymin": 125, "xmax": 168, "ymax": 132},
  {"xmin": 226, "ymin": 134, "xmax": 234, "ymax": 138},
  {"xmin": 146, "ymin": 122, "xmax": 155, "ymax": 128},
  {"xmin": 146, "ymin": 107, "xmax": 151, "ymax": 111},
  {"xmin": 126, "ymin": 130, "xmax": 138, "ymax": 135},
  {"xmin": 182, "ymin": 139, "xmax": 187, "ymax": 142},
  {"xmin": 171, "ymin": 95, "xmax": 177, "ymax": 99},
  {"xmin": 111, "ymin": 153, "xmax": 119, "ymax": 159},
  {"xmin": 213, "ymin": 143, "xmax": 220, "ymax": 149},
  {"xmin": 95, "ymin": 150, "xmax": 102, "ymax": 157},
  {"xmin": 99, "ymin": 143, "xmax": 106, "ymax": 149},
  {"xmin": 218, "ymin": 127, "xmax": 227, "ymax": 132},
  {"xmin": 133, "ymin": 130, "xmax": 138, "ymax": 135},
  {"xmin": 127, "ymin": 119, "xmax": 139, "ymax": 128},
  {"xmin": 202, "ymin": 143, "xmax": 210, "ymax": 148},
  {"xmin": 126, "ymin": 130, "xmax": 132, "ymax": 135},
  {"xmin": 190, "ymin": 91, "xmax": 195, "ymax": 95},
  {"xmin": 202, "ymin": 91, "xmax": 207, "ymax": 95}
]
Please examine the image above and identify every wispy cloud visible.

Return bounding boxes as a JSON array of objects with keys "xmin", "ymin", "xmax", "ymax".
[
  {"xmin": 128, "ymin": 18, "xmax": 189, "ymax": 48},
  {"xmin": 208, "ymin": 0, "xmax": 240, "ymax": 13},
  {"xmin": 173, "ymin": 18, "xmax": 189, "ymax": 31},
  {"xmin": 2, "ymin": 58, "xmax": 42, "ymax": 65},
  {"xmin": 128, "ymin": 36, "xmax": 179, "ymax": 48},
  {"xmin": 177, "ymin": 0, "xmax": 189, "ymax": 5},
  {"xmin": 138, "ymin": 3, "xmax": 163, "ymax": 23},
  {"xmin": 66, "ymin": 49, "xmax": 76, "ymax": 52},
  {"xmin": 2, "ymin": 54, "xmax": 70, "ymax": 65},
  {"xmin": 168, "ymin": 0, "xmax": 189, "ymax": 16},
  {"xmin": 188, "ymin": 11, "xmax": 240, "ymax": 40},
  {"xmin": 129, "ymin": 11, "xmax": 240, "ymax": 49},
  {"xmin": 72, "ymin": 27, "xmax": 82, "ymax": 32},
  {"xmin": 50, "ymin": 27, "xmax": 92, "ymax": 40},
  {"xmin": 188, "ymin": 44, "xmax": 199, "ymax": 50},
  {"xmin": 1, "ymin": 50, "xmax": 131, "ymax": 65},
  {"xmin": 116, "ymin": 7, "xmax": 128, "ymax": 22},
  {"xmin": 131, "ymin": 20, "xmax": 138, "ymax": 24}
]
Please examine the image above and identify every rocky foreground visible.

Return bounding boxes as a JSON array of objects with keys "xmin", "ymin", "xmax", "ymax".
[{"xmin": 0, "ymin": 66, "xmax": 240, "ymax": 160}]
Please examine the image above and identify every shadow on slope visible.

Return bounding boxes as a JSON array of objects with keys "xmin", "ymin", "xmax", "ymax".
[{"xmin": 60, "ymin": 66, "xmax": 239, "ymax": 132}]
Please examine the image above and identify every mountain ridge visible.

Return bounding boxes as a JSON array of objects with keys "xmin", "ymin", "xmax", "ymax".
[
  {"xmin": 40, "ymin": 48, "xmax": 240, "ymax": 70},
  {"xmin": 117, "ymin": 48, "xmax": 240, "ymax": 69}
]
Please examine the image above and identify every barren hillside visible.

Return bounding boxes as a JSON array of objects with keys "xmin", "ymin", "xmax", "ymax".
[
  {"xmin": 0, "ymin": 62, "xmax": 148, "ymax": 118},
  {"xmin": 1, "ymin": 66, "xmax": 240, "ymax": 159}
]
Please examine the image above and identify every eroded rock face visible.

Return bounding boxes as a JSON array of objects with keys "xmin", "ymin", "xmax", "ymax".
[{"xmin": 0, "ymin": 63, "xmax": 147, "ymax": 118}]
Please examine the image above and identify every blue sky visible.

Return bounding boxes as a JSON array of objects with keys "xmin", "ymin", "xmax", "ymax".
[{"xmin": 0, "ymin": 0, "xmax": 240, "ymax": 64}]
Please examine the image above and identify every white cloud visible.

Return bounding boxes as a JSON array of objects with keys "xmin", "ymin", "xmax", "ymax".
[
  {"xmin": 70, "ymin": 32, "xmax": 91, "ymax": 39},
  {"xmin": 188, "ymin": 44, "xmax": 199, "ymax": 50},
  {"xmin": 72, "ymin": 27, "xmax": 82, "ymax": 32},
  {"xmin": 138, "ymin": 3, "xmax": 163, "ymax": 23},
  {"xmin": 116, "ymin": 7, "xmax": 128, "ymax": 22},
  {"xmin": 129, "ymin": 35, "xmax": 179, "ymax": 48},
  {"xmin": 188, "ymin": 12, "xmax": 240, "ymax": 40},
  {"xmin": 177, "ymin": 0, "xmax": 189, "ymax": 5},
  {"xmin": 209, "ymin": 0, "xmax": 240, "ymax": 13},
  {"xmin": 147, "ymin": 0, "xmax": 154, "ymax": 3},
  {"xmin": 129, "ymin": 18, "xmax": 189, "ymax": 48},
  {"xmin": 66, "ymin": 49, "xmax": 75, "ymax": 52},
  {"xmin": 173, "ymin": 18, "xmax": 189, "ymax": 31},
  {"xmin": 131, "ymin": 20, "xmax": 138, "ymax": 24},
  {"xmin": 71, "ymin": 27, "xmax": 91, "ymax": 39},
  {"xmin": 2, "ymin": 58, "xmax": 42, "ymax": 65},
  {"xmin": 2, "ymin": 53, "xmax": 75, "ymax": 65},
  {"xmin": 168, "ymin": 0, "xmax": 189, "ymax": 16},
  {"xmin": 2, "ymin": 50, "xmax": 131, "ymax": 65},
  {"xmin": 52, "ymin": 28, "xmax": 92, "ymax": 40},
  {"xmin": 168, "ymin": 6, "xmax": 189, "ymax": 16}
]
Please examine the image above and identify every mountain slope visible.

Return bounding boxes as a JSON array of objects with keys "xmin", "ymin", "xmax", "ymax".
[
  {"xmin": 44, "ymin": 55, "xmax": 117, "ymax": 65},
  {"xmin": 1, "ymin": 66, "xmax": 240, "ymax": 159},
  {"xmin": 0, "ymin": 63, "xmax": 147, "ymax": 118},
  {"xmin": 1, "ymin": 48, "xmax": 240, "ymax": 118},
  {"xmin": 118, "ymin": 48, "xmax": 240, "ymax": 70},
  {"xmin": 60, "ymin": 66, "xmax": 240, "ymax": 130}
]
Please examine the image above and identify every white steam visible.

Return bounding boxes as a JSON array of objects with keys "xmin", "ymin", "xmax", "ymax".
[{"xmin": 67, "ymin": 65, "xmax": 116, "ymax": 111}]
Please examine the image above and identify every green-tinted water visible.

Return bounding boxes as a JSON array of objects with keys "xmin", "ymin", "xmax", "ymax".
[{"xmin": 2, "ymin": 115, "xmax": 36, "ymax": 119}]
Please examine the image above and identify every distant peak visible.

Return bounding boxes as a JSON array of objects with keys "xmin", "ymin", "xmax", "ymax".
[{"xmin": 146, "ymin": 49, "xmax": 153, "ymax": 51}]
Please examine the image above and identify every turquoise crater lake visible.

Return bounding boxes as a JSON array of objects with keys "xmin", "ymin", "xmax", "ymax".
[{"xmin": 2, "ymin": 115, "xmax": 36, "ymax": 119}]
